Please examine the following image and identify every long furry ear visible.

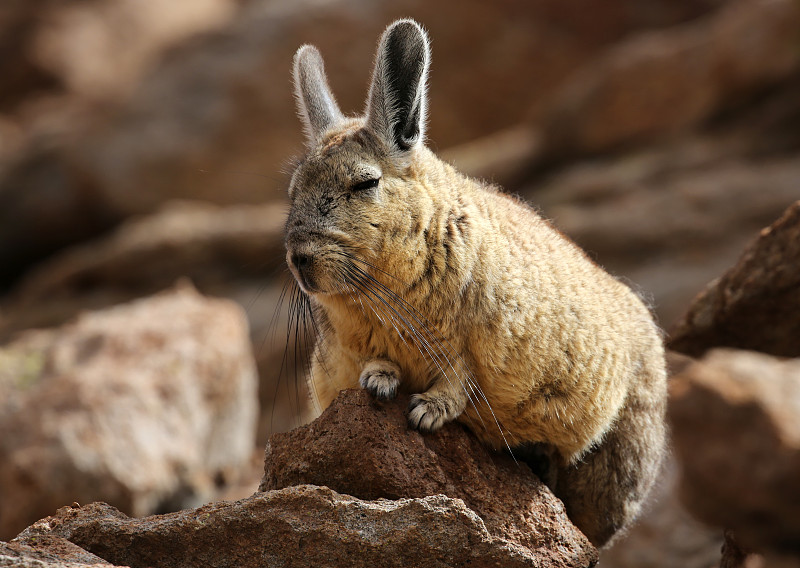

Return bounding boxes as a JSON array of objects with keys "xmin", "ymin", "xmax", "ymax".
[
  {"xmin": 364, "ymin": 19, "xmax": 430, "ymax": 151},
  {"xmin": 293, "ymin": 45, "xmax": 343, "ymax": 145}
]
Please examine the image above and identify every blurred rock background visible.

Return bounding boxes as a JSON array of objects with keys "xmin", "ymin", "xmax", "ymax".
[{"xmin": 0, "ymin": 0, "xmax": 799, "ymax": 565}]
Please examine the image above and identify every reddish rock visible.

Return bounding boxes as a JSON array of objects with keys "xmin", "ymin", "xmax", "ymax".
[
  {"xmin": 261, "ymin": 388, "xmax": 597, "ymax": 565},
  {"xmin": 0, "ymin": 388, "xmax": 598, "ymax": 567},
  {"xmin": 669, "ymin": 349, "xmax": 800, "ymax": 555},
  {"xmin": 0, "ymin": 285, "xmax": 259, "ymax": 540},
  {"xmin": 669, "ymin": 200, "xmax": 800, "ymax": 357},
  {"xmin": 13, "ymin": 486, "xmax": 594, "ymax": 568}
]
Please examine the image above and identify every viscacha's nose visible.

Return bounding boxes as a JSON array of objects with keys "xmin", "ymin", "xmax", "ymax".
[{"xmin": 290, "ymin": 251, "xmax": 312, "ymax": 272}]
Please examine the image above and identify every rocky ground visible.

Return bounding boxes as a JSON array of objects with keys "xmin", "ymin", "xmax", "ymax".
[{"xmin": 1, "ymin": 0, "xmax": 799, "ymax": 566}]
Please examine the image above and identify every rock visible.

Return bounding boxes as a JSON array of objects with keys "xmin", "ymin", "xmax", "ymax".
[
  {"xmin": 440, "ymin": 125, "xmax": 542, "ymax": 190},
  {"xmin": 0, "ymin": 0, "xmax": 238, "ymax": 289},
  {"xmin": 668, "ymin": 348, "xmax": 800, "ymax": 555},
  {"xmin": 11, "ymin": 486, "xmax": 588, "ymax": 568},
  {"xmin": 669, "ymin": 200, "xmax": 800, "ymax": 357},
  {"xmin": 0, "ymin": 284, "xmax": 259, "ymax": 540},
  {"xmin": 540, "ymin": 0, "xmax": 800, "ymax": 156},
  {"xmin": 261, "ymin": 388, "xmax": 597, "ymax": 565},
  {"xmin": 0, "ymin": 536, "xmax": 124, "ymax": 568},
  {"xmin": 30, "ymin": 0, "xmax": 236, "ymax": 101}
]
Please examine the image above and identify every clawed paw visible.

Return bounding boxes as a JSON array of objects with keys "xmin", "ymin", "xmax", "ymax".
[
  {"xmin": 359, "ymin": 361, "xmax": 400, "ymax": 401},
  {"xmin": 408, "ymin": 394, "xmax": 458, "ymax": 432}
]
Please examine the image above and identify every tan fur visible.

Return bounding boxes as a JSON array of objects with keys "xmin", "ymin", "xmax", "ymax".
[{"xmin": 285, "ymin": 20, "xmax": 668, "ymax": 548}]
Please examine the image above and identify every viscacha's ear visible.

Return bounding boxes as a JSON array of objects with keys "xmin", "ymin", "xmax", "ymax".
[
  {"xmin": 293, "ymin": 45, "xmax": 344, "ymax": 145},
  {"xmin": 364, "ymin": 19, "xmax": 430, "ymax": 152}
]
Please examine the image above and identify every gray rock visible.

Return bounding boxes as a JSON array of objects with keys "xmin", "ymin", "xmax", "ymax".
[
  {"xmin": 0, "ymin": 537, "xmax": 123, "ymax": 568},
  {"xmin": 13, "ymin": 487, "xmax": 589, "ymax": 568}
]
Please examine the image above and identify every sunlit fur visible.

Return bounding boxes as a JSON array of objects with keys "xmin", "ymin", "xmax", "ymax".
[{"xmin": 284, "ymin": 20, "xmax": 668, "ymax": 548}]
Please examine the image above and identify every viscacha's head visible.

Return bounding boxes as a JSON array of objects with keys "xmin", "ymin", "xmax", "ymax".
[{"xmin": 285, "ymin": 19, "xmax": 431, "ymax": 297}]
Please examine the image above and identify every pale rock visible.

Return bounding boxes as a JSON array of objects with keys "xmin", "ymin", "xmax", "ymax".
[{"xmin": 0, "ymin": 285, "xmax": 258, "ymax": 540}]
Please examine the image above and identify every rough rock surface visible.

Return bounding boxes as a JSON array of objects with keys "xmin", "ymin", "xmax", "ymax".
[
  {"xmin": 261, "ymin": 388, "xmax": 597, "ymax": 565},
  {"xmin": 0, "ymin": 285, "xmax": 258, "ymax": 540},
  {"xmin": 669, "ymin": 200, "xmax": 800, "ymax": 357},
  {"xmin": 0, "ymin": 537, "xmax": 124, "ymax": 568},
  {"xmin": 10, "ymin": 486, "xmax": 588, "ymax": 568},
  {"xmin": 669, "ymin": 348, "xmax": 800, "ymax": 554},
  {"xmin": 3, "ymin": 388, "xmax": 598, "ymax": 567}
]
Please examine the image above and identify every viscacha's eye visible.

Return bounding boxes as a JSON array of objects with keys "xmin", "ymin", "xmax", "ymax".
[{"xmin": 351, "ymin": 178, "xmax": 380, "ymax": 192}]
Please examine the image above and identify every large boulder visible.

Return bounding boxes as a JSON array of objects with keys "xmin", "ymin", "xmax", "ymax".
[
  {"xmin": 669, "ymin": 348, "xmax": 800, "ymax": 556},
  {"xmin": 0, "ymin": 284, "xmax": 259, "ymax": 540},
  {"xmin": 262, "ymin": 389, "xmax": 597, "ymax": 565},
  {"xmin": 0, "ymin": 199, "xmax": 311, "ymax": 445}
]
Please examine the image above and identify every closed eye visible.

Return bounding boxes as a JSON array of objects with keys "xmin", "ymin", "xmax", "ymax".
[{"xmin": 351, "ymin": 178, "xmax": 380, "ymax": 192}]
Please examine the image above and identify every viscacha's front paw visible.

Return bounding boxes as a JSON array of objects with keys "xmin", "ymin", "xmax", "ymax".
[
  {"xmin": 408, "ymin": 393, "xmax": 460, "ymax": 432},
  {"xmin": 359, "ymin": 360, "xmax": 401, "ymax": 401}
]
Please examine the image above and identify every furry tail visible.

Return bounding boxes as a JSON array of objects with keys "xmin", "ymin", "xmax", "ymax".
[{"xmin": 555, "ymin": 361, "xmax": 668, "ymax": 547}]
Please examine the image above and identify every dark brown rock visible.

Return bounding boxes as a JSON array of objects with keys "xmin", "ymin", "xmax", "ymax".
[
  {"xmin": 261, "ymin": 388, "xmax": 598, "ymax": 565},
  {"xmin": 2, "ymin": 388, "xmax": 598, "ymax": 567},
  {"xmin": 669, "ymin": 348, "xmax": 800, "ymax": 555},
  {"xmin": 669, "ymin": 200, "xmax": 800, "ymax": 357},
  {"xmin": 14, "ymin": 486, "xmax": 592, "ymax": 568}
]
